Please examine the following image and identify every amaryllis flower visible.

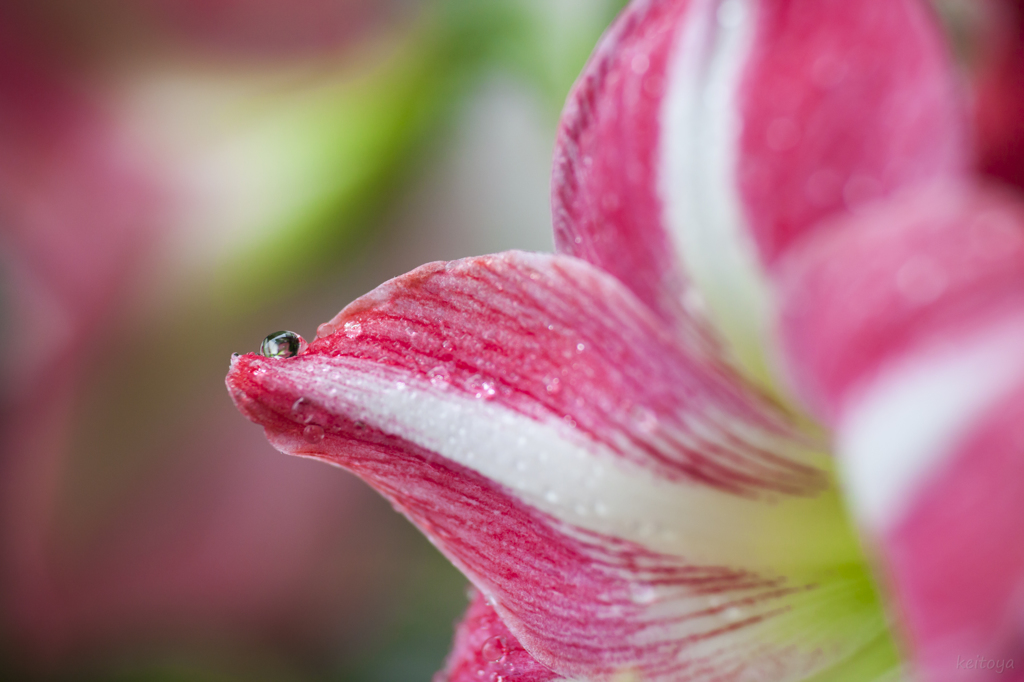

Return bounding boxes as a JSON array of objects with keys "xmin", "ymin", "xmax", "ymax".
[{"xmin": 225, "ymin": 0, "xmax": 1024, "ymax": 680}]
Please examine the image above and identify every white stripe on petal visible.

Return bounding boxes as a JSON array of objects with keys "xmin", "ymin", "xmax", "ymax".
[
  {"xmin": 838, "ymin": 315, "xmax": 1024, "ymax": 532},
  {"xmin": 660, "ymin": 0, "xmax": 773, "ymax": 387},
  {"xmin": 272, "ymin": 356, "xmax": 860, "ymax": 573}
]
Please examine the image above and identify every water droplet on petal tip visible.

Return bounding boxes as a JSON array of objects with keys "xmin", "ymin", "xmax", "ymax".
[{"xmin": 259, "ymin": 331, "xmax": 306, "ymax": 359}]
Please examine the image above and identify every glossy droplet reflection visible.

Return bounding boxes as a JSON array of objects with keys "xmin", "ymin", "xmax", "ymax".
[
  {"xmin": 481, "ymin": 636, "xmax": 508, "ymax": 663},
  {"xmin": 259, "ymin": 331, "xmax": 306, "ymax": 358},
  {"xmin": 303, "ymin": 424, "xmax": 325, "ymax": 443}
]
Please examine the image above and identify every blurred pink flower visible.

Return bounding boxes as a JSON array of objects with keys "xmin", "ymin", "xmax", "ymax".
[
  {"xmin": 0, "ymin": 1, "xmax": 424, "ymax": 673},
  {"xmin": 227, "ymin": 0, "xmax": 1024, "ymax": 680}
]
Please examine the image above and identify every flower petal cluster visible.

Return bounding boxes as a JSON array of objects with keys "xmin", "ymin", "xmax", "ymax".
[{"xmin": 227, "ymin": 0, "xmax": 1024, "ymax": 680}]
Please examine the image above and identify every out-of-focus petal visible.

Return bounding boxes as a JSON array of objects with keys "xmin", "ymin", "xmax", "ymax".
[
  {"xmin": 775, "ymin": 182, "xmax": 1024, "ymax": 425},
  {"xmin": 0, "ymin": 6, "xmax": 159, "ymax": 385},
  {"xmin": 553, "ymin": 0, "xmax": 965, "ymax": 385},
  {"xmin": 434, "ymin": 591, "xmax": 563, "ymax": 682},
  {"xmin": 0, "ymin": 6, "xmax": 161, "ymax": 650},
  {"xmin": 228, "ymin": 251, "xmax": 896, "ymax": 681},
  {"xmin": 775, "ymin": 182, "xmax": 1024, "ymax": 680},
  {"xmin": 970, "ymin": 0, "xmax": 1024, "ymax": 191}
]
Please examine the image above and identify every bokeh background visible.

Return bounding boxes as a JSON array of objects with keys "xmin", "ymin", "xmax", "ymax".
[
  {"xmin": 0, "ymin": 0, "xmax": 1014, "ymax": 681},
  {"xmin": 0, "ymin": 1, "xmax": 626, "ymax": 679}
]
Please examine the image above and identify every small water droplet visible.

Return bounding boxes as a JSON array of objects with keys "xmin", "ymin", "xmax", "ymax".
[
  {"xmin": 631, "ymin": 406, "xmax": 659, "ymax": 433},
  {"xmin": 303, "ymin": 424, "xmax": 324, "ymax": 443},
  {"xmin": 343, "ymin": 321, "xmax": 362, "ymax": 338},
  {"xmin": 291, "ymin": 398, "xmax": 315, "ymax": 423},
  {"xmin": 576, "ymin": 343, "xmax": 586, "ymax": 352},
  {"xmin": 481, "ymin": 636, "xmax": 508, "ymax": 663},
  {"xmin": 467, "ymin": 374, "xmax": 496, "ymax": 400},
  {"xmin": 317, "ymin": 322, "xmax": 336, "ymax": 338},
  {"xmin": 544, "ymin": 490, "xmax": 559, "ymax": 504},
  {"xmin": 353, "ymin": 420, "xmax": 365, "ymax": 430},
  {"xmin": 260, "ymin": 331, "xmax": 306, "ymax": 358},
  {"xmin": 725, "ymin": 606, "xmax": 744, "ymax": 621},
  {"xmin": 395, "ymin": 381, "xmax": 407, "ymax": 391},
  {"xmin": 428, "ymin": 366, "xmax": 451, "ymax": 388},
  {"xmin": 545, "ymin": 377, "xmax": 561, "ymax": 394},
  {"xmin": 629, "ymin": 584, "xmax": 657, "ymax": 604}
]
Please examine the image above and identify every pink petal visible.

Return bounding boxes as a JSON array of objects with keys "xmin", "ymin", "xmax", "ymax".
[
  {"xmin": 775, "ymin": 181, "xmax": 1024, "ymax": 424},
  {"xmin": 884, "ymin": 381, "xmax": 1024, "ymax": 680},
  {"xmin": 228, "ymin": 251, "xmax": 891, "ymax": 681},
  {"xmin": 553, "ymin": 0, "xmax": 965, "ymax": 378},
  {"xmin": 552, "ymin": 0, "xmax": 697, "ymax": 329},
  {"xmin": 434, "ymin": 591, "xmax": 562, "ymax": 682},
  {"xmin": 774, "ymin": 182, "xmax": 1024, "ymax": 679}
]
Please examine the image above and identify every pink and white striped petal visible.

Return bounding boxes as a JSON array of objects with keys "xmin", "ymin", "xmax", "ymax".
[
  {"xmin": 228, "ymin": 251, "xmax": 894, "ymax": 681},
  {"xmin": 774, "ymin": 182, "xmax": 1024, "ymax": 680},
  {"xmin": 553, "ymin": 0, "xmax": 965, "ymax": 384},
  {"xmin": 775, "ymin": 182, "xmax": 1024, "ymax": 426},
  {"xmin": 434, "ymin": 591, "xmax": 563, "ymax": 682}
]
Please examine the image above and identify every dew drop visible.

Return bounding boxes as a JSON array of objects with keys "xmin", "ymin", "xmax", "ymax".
[
  {"xmin": 343, "ymin": 321, "xmax": 362, "ymax": 338},
  {"xmin": 428, "ymin": 366, "xmax": 451, "ymax": 388},
  {"xmin": 629, "ymin": 584, "xmax": 657, "ymax": 605},
  {"xmin": 481, "ymin": 636, "xmax": 508, "ymax": 663},
  {"xmin": 576, "ymin": 343, "xmax": 586, "ymax": 352},
  {"xmin": 544, "ymin": 490, "xmax": 559, "ymax": 504},
  {"xmin": 467, "ymin": 374, "xmax": 497, "ymax": 400},
  {"xmin": 631, "ymin": 406, "xmax": 659, "ymax": 433},
  {"xmin": 291, "ymin": 397, "xmax": 315, "ymax": 423},
  {"xmin": 260, "ymin": 331, "xmax": 306, "ymax": 358},
  {"xmin": 303, "ymin": 424, "xmax": 324, "ymax": 443},
  {"xmin": 544, "ymin": 377, "xmax": 561, "ymax": 394}
]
